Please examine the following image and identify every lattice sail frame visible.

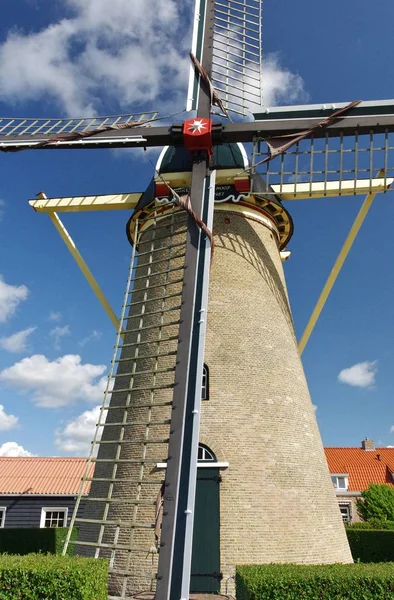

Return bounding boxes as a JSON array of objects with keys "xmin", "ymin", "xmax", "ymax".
[
  {"xmin": 187, "ymin": 0, "xmax": 263, "ymax": 116},
  {"xmin": 0, "ymin": 112, "xmax": 157, "ymax": 147},
  {"xmin": 252, "ymin": 130, "xmax": 394, "ymax": 197}
]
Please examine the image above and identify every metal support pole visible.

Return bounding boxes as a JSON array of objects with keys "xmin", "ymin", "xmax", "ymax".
[
  {"xmin": 155, "ymin": 1, "xmax": 214, "ymax": 598},
  {"xmin": 176, "ymin": 170, "xmax": 215, "ymax": 600}
]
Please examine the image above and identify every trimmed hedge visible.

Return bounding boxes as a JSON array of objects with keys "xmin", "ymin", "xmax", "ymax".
[
  {"xmin": 349, "ymin": 519, "xmax": 394, "ymax": 530},
  {"xmin": 347, "ymin": 528, "xmax": 394, "ymax": 562},
  {"xmin": 236, "ymin": 563, "xmax": 394, "ymax": 600},
  {"xmin": 0, "ymin": 528, "xmax": 78, "ymax": 556},
  {"xmin": 0, "ymin": 554, "xmax": 107, "ymax": 599}
]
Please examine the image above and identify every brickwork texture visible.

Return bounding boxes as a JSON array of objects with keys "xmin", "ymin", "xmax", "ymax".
[{"xmin": 78, "ymin": 202, "xmax": 353, "ymax": 598}]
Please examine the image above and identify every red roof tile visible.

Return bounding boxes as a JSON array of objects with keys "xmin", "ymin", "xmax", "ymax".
[
  {"xmin": 0, "ymin": 457, "xmax": 93, "ymax": 495},
  {"xmin": 325, "ymin": 447, "xmax": 394, "ymax": 491}
]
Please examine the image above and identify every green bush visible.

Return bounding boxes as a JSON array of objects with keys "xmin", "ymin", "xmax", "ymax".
[
  {"xmin": 348, "ymin": 519, "xmax": 394, "ymax": 530},
  {"xmin": 347, "ymin": 521, "xmax": 374, "ymax": 529},
  {"xmin": 356, "ymin": 484, "xmax": 394, "ymax": 521},
  {"xmin": 236, "ymin": 563, "xmax": 394, "ymax": 600},
  {"xmin": 0, "ymin": 554, "xmax": 107, "ymax": 599},
  {"xmin": 0, "ymin": 528, "xmax": 78, "ymax": 556},
  {"xmin": 347, "ymin": 529, "xmax": 394, "ymax": 562}
]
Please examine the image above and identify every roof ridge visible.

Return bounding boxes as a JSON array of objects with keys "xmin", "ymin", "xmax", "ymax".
[{"xmin": 0, "ymin": 456, "xmax": 87, "ymax": 459}]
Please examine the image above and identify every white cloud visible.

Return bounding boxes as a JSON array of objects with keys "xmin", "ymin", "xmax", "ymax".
[
  {"xmin": 0, "ymin": 1, "xmax": 304, "ymax": 118},
  {"xmin": 261, "ymin": 54, "xmax": 306, "ymax": 107},
  {"xmin": 0, "ymin": 277, "xmax": 29, "ymax": 324},
  {"xmin": 0, "ymin": 354, "xmax": 107, "ymax": 408},
  {"xmin": 55, "ymin": 405, "xmax": 103, "ymax": 454},
  {"xmin": 79, "ymin": 329, "xmax": 102, "ymax": 347},
  {"xmin": 0, "ymin": 441, "xmax": 34, "ymax": 457},
  {"xmin": 0, "ymin": 405, "xmax": 18, "ymax": 431},
  {"xmin": 338, "ymin": 361, "xmax": 377, "ymax": 388},
  {"xmin": 0, "ymin": 327, "xmax": 36, "ymax": 353},
  {"xmin": 0, "ymin": 0, "xmax": 190, "ymax": 116},
  {"xmin": 48, "ymin": 311, "xmax": 62, "ymax": 322},
  {"xmin": 49, "ymin": 325, "xmax": 71, "ymax": 350}
]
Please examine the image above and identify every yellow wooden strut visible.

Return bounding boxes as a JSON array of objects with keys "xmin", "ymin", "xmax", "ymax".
[
  {"xmin": 298, "ymin": 169, "xmax": 385, "ymax": 355},
  {"xmin": 48, "ymin": 212, "xmax": 121, "ymax": 333}
]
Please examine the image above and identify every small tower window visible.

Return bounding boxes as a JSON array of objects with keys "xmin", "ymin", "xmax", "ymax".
[
  {"xmin": 202, "ymin": 364, "xmax": 209, "ymax": 400},
  {"xmin": 198, "ymin": 444, "xmax": 216, "ymax": 462}
]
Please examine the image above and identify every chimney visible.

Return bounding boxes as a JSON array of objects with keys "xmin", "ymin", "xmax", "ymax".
[{"xmin": 361, "ymin": 438, "xmax": 375, "ymax": 451}]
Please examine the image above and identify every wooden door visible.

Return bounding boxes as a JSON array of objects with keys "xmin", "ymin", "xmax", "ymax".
[{"xmin": 190, "ymin": 468, "xmax": 221, "ymax": 593}]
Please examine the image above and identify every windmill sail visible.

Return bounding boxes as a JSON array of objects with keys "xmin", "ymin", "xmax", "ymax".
[
  {"xmin": 187, "ymin": 0, "xmax": 263, "ymax": 116},
  {"xmin": 0, "ymin": 112, "xmax": 157, "ymax": 150},
  {"xmin": 251, "ymin": 101, "xmax": 394, "ymax": 197}
]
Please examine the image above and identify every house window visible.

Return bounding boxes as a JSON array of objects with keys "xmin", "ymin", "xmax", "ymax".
[
  {"xmin": 0, "ymin": 507, "xmax": 6, "ymax": 528},
  {"xmin": 339, "ymin": 503, "xmax": 351, "ymax": 524},
  {"xmin": 198, "ymin": 444, "xmax": 216, "ymax": 462},
  {"xmin": 202, "ymin": 364, "xmax": 209, "ymax": 400},
  {"xmin": 40, "ymin": 508, "xmax": 68, "ymax": 528},
  {"xmin": 331, "ymin": 475, "xmax": 348, "ymax": 491}
]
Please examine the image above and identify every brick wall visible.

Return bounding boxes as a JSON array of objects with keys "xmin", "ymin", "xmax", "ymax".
[
  {"xmin": 199, "ymin": 209, "xmax": 353, "ymax": 594},
  {"xmin": 79, "ymin": 202, "xmax": 353, "ymax": 598}
]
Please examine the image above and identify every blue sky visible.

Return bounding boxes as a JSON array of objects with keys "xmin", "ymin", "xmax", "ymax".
[{"xmin": 0, "ymin": 0, "xmax": 394, "ymax": 456}]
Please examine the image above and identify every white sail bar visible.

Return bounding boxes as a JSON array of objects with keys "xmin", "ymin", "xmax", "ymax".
[
  {"xmin": 0, "ymin": 112, "xmax": 157, "ymax": 138},
  {"xmin": 187, "ymin": 0, "xmax": 263, "ymax": 116}
]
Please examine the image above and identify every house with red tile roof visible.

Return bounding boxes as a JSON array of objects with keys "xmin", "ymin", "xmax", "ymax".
[
  {"xmin": 0, "ymin": 457, "xmax": 92, "ymax": 529},
  {"xmin": 324, "ymin": 438, "xmax": 394, "ymax": 524},
  {"xmin": 0, "ymin": 444, "xmax": 391, "ymax": 530}
]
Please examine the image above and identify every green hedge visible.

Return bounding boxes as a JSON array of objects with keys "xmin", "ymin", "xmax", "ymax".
[
  {"xmin": 347, "ymin": 528, "xmax": 394, "ymax": 562},
  {"xmin": 0, "ymin": 554, "xmax": 107, "ymax": 599},
  {"xmin": 349, "ymin": 519, "xmax": 394, "ymax": 530},
  {"xmin": 0, "ymin": 528, "xmax": 78, "ymax": 556},
  {"xmin": 236, "ymin": 563, "xmax": 394, "ymax": 600}
]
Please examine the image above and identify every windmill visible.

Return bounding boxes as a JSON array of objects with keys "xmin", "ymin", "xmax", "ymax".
[{"xmin": 2, "ymin": 0, "xmax": 394, "ymax": 598}]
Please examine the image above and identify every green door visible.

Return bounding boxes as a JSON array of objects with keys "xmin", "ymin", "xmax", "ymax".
[{"xmin": 190, "ymin": 468, "xmax": 221, "ymax": 594}]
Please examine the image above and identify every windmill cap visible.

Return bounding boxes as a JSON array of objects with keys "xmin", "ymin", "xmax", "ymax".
[{"xmin": 156, "ymin": 143, "xmax": 248, "ymax": 174}]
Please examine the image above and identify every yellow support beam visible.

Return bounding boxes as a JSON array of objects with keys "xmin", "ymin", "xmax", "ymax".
[
  {"xmin": 48, "ymin": 212, "xmax": 121, "ymax": 333},
  {"xmin": 298, "ymin": 170, "xmax": 385, "ymax": 355},
  {"xmin": 273, "ymin": 177, "xmax": 393, "ymax": 200},
  {"xmin": 30, "ymin": 192, "xmax": 143, "ymax": 213}
]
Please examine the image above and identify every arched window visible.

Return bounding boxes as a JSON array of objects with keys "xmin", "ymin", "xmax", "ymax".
[
  {"xmin": 202, "ymin": 364, "xmax": 209, "ymax": 400},
  {"xmin": 198, "ymin": 444, "xmax": 216, "ymax": 462}
]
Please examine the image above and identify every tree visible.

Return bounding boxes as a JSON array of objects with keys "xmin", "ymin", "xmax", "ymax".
[{"xmin": 356, "ymin": 484, "xmax": 394, "ymax": 521}]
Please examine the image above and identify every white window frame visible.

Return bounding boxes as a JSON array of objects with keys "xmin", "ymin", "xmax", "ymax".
[
  {"xmin": 0, "ymin": 507, "xmax": 6, "ymax": 528},
  {"xmin": 339, "ymin": 503, "xmax": 352, "ymax": 524},
  {"xmin": 40, "ymin": 507, "xmax": 68, "ymax": 528},
  {"xmin": 198, "ymin": 444, "xmax": 216, "ymax": 462},
  {"xmin": 331, "ymin": 474, "xmax": 349, "ymax": 491},
  {"xmin": 157, "ymin": 444, "xmax": 229, "ymax": 469}
]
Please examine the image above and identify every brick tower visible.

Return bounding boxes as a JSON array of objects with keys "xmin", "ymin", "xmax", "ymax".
[{"xmin": 77, "ymin": 144, "xmax": 352, "ymax": 597}]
